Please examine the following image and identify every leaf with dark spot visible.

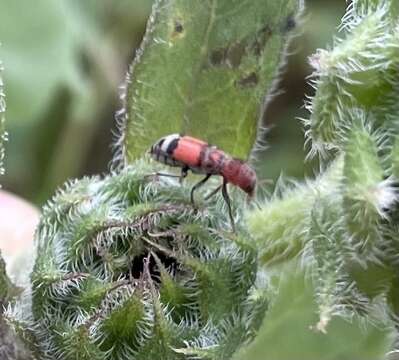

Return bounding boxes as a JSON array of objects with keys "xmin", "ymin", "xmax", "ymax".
[
  {"xmin": 119, "ymin": 0, "xmax": 303, "ymax": 162},
  {"xmin": 251, "ymin": 25, "xmax": 273, "ymax": 56},
  {"xmin": 209, "ymin": 41, "xmax": 246, "ymax": 69},
  {"xmin": 227, "ymin": 41, "xmax": 246, "ymax": 68},
  {"xmin": 210, "ymin": 47, "xmax": 228, "ymax": 67},
  {"xmin": 282, "ymin": 14, "xmax": 296, "ymax": 33},
  {"xmin": 174, "ymin": 20, "xmax": 184, "ymax": 33}
]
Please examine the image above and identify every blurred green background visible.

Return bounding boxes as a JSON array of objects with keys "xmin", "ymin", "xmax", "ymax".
[{"xmin": 0, "ymin": 0, "xmax": 346, "ymax": 205}]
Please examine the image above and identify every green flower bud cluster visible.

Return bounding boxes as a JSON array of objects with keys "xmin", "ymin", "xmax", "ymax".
[
  {"xmin": 248, "ymin": 0, "xmax": 399, "ymax": 332},
  {"xmin": 28, "ymin": 160, "xmax": 267, "ymax": 360}
]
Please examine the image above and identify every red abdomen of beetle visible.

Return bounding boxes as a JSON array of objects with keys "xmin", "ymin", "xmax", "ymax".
[{"xmin": 221, "ymin": 159, "xmax": 257, "ymax": 197}]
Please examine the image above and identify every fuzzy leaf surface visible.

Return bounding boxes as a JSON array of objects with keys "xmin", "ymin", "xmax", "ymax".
[
  {"xmin": 233, "ymin": 272, "xmax": 392, "ymax": 360},
  {"xmin": 121, "ymin": 0, "xmax": 301, "ymax": 162}
]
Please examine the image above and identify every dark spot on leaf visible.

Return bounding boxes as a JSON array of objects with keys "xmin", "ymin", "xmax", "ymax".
[
  {"xmin": 210, "ymin": 48, "xmax": 228, "ymax": 66},
  {"xmin": 226, "ymin": 42, "xmax": 246, "ymax": 68},
  {"xmin": 209, "ymin": 41, "xmax": 246, "ymax": 69},
  {"xmin": 236, "ymin": 72, "xmax": 259, "ymax": 88},
  {"xmin": 171, "ymin": 19, "xmax": 185, "ymax": 39},
  {"xmin": 282, "ymin": 15, "xmax": 296, "ymax": 33},
  {"xmin": 174, "ymin": 20, "xmax": 184, "ymax": 33},
  {"xmin": 251, "ymin": 25, "xmax": 273, "ymax": 56}
]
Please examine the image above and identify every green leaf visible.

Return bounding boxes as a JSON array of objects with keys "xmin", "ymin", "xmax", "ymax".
[
  {"xmin": 233, "ymin": 271, "xmax": 393, "ymax": 360},
  {"xmin": 120, "ymin": 0, "xmax": 302, "ymax": 162}
]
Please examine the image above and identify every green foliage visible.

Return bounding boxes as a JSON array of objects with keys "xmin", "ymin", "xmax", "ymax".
[
  {"xmin": 305, "ymin": 1, "xmax": 399, "ymax": 153},
  {"xmin": 1, "ymin": 1, "xmax": 305, "ymax": 358},
  {"xmin": 233, "ymin": 271, "xmax": 391, "ymax": 360},
  {"xmin": 247, "ymin": 1, "xmax": 399, "ymax": 346},
  {"xmin": 247, "ymin": 158, "xmax": 343, "ymax": 266},
  {"xmin": 7, "ymin": 0, "xmax": 399, "ymax": 359},
  {"xmin": 31, "ymin": 159, "xmax": 266, "ymax": 359},
  {"xmin": 118, "ymin": 0, "xmax": 302, "ymax": 164}
]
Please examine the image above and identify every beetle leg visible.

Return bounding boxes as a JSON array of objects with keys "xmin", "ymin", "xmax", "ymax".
[
  {"xmin": 204, "ymin": 184, "xmax": 222, "ymax": 200},
  {"xmin": 221, "ymin": 179, "xmax": 235, "ymax": 232},
  {"xmin": 147, "ymin": 166, "xmax": 189, "ymax": 183},
  {"xmin": 190, "ymin": 174, "xmax": 212, "ymax": 204},
  {"xmin": 179, "ymin": 166, "xmax": 189, "ymax": 184},
  {"xmin": 157, "ymin": 172, "xmax": 180, "ymax": 177}
]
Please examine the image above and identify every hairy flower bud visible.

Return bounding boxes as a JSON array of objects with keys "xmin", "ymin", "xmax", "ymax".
[{"xmin": 31, "ymin": 160, "xmax": 267, "ymax": 360}]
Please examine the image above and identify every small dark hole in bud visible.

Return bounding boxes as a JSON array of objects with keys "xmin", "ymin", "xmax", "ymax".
[{"xmin": 130, "ymin": 251, "xmax": 178, "ymax": 284}]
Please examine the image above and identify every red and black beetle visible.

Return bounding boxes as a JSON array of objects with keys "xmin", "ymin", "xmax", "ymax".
[{"xmin": 149, "ymin": 134, "xmax": 257, "ymax": 231}]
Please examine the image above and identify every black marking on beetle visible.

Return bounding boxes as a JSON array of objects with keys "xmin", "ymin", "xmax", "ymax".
[
  {"xmin": 166, "ymin": 138, "xmax": 179, "ymax": 155},
  {"xmin": 198, "ymin": 146, "xmax": 206, "ymax": 168},
  {"xmin": 281, "ymin": 15, "xmax": 296, "ymax": 33},
  {"xmin": 162, "ymin": 154, "xmax": 168, "ymax": 164},
  {"xmin": 158, "ymin": 138, "xmax": 165, "ymax": 148},
  {"xmin": 236, "ymin": 72, "xmax": 259, "ymax": 88},
  {"xmin": 251, "ymin": 25, "xmax": 273, "ymax": 57}
]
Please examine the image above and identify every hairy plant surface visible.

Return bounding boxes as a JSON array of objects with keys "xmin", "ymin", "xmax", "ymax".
[
  {"xmin": 247, "ymin": 0, "xmax": 399, "ymax": 337},
  {"xmin": 1, "ymin": 0, "xmax": 303, "ymax": 358},
  {"xmin": 30, "ymin": 160, "xmax": 267, "ymax": 360},
  {"xmin": 5, "ymin": 0, "xmax": 399, "ymax": 359},
  {"xmin": 0, "ymin": 252, "xmax": 34, "ymax": 360}
]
